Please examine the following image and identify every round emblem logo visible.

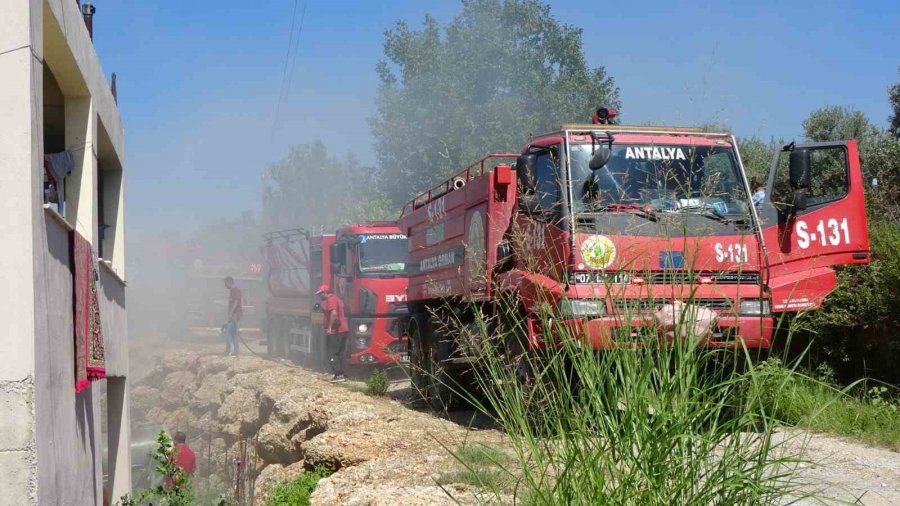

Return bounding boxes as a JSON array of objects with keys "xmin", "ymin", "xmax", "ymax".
[{"xmin": 580, "ymin": 235, "xmax": 616, "ymax": 269}]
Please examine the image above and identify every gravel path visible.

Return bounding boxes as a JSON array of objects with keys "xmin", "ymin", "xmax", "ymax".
[{"xmin": 778, "ymin": 430, "xmax": 900, "ymax": 505}]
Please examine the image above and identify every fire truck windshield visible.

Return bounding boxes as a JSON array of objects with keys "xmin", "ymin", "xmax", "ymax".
[
  {"xmin": 570, "ymin": 143, "xmax": 750, "ymax": 219},
  {"xmin": 356, "ymin": 235, "xmax": 407, "ymax": 276}
]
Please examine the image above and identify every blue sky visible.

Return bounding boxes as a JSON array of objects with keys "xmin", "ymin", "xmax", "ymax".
[{"xmin": 91, "ymin": 0, "xmax": 898, "ymax": 239}]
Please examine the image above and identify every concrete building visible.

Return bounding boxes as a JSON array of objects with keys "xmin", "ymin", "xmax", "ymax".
[{"xmin": 0, "ymin": 1, "xmax": 131, "ymax": 504}]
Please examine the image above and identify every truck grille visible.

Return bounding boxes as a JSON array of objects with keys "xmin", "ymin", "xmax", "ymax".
[
  {"xmin": 385, "ymin": 339, "xmax": 407, "ymax": 355},
  {"xmin": 613, "ymin": 298, "xmax": 735, "ymax": 312},
  {"xmin": 389, "ymin": 302, "xmax": 409, "ymax": 314},
  {"xmin": 568, "ymin": 271, "xmax": 760, "ymax": 286},
  {"xmin": 650, "ymin": 271, "xmax": 759, "ymax": 285}
]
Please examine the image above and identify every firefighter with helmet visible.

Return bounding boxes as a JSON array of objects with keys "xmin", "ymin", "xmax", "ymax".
[{"xmin": 317, "ymin": 284, "xmax": 349, "ymax": 382}]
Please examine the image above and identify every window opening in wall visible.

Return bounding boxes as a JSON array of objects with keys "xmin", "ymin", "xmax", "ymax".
[
  {"xmin": 44, "ymin": 151, "xmax": 74, "ymax": 215},
  {"xmin": 43, "ymin": 64, "xmax": 71, "ymax": 216},
  {"xmin": 98, "ymin": 168, "xmax": 106, "ymax": 259}
]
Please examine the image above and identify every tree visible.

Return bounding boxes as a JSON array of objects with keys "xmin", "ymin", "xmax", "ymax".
[
  {"xmin": 737, "ymin": 136, "xmax": 779, "ymax": 183},
  {"xmin": 862, "ymin": 134, "xmax": 900, "ymax": 222},
  {"xmin": 262, "ymin": 141, "xmax": 394, "ymax": 231},
  {"xmin": 802, "ymin": 105, "xmax": 879, "ymax": 144},
  {"xmin": 370, "ymin": 0, "xmax": 620, "ymax": 205},
  {"xmin": 889, "ymin": 68, "xmax": 900, "ymax": 138}
]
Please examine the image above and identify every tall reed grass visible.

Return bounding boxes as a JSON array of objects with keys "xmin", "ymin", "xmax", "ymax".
[{"xmin": 429, "ymin": 298, "xmax": 809, "ymax": 505}]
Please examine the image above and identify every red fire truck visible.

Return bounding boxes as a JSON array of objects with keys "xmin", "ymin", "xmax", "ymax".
[
  {"xmin": 263, "ymin": 222, "xmax": 409, "ymax": 368},
  {"xmin": 399, "ymin": 115, "xmax": 870, "ymax": 408}
]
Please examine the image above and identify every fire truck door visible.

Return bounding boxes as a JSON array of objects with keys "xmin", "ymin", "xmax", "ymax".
[{"xmin": 757, "ymin": 140, "xmax": 870, "ymax": 312}]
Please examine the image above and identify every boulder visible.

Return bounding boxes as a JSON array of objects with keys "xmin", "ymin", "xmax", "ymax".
[
  {"xmin": 130, "ymin": 385, "xmax": 161, "ymax": 415},
  {"xmin": 311, "ymin": 452, "xmax": 486, "ymax": 505},
  {"xmin": 257, "ymin": 422, "xmax": 302, "ymax": 465},
  {"xmin": 190, "ymin": 371, "xmax": 230, "ymax": 412},
  {"xmin": 301, "ymin": 429, "xmax": 404, "ymax": 469},
  {"xmin": 160, "ymin": 370, "xmax": 197, "ymax": 406},
  {"xmin": 230, "ymin": 371, "xmax": 265, "ymax": 392},
  {"xmin": 163, "ymin": 407, "xmax": 195, "ymax": 435},
  {"xmin": 219, "ymin": 387, "xmax": 264, "ymax": 437}
]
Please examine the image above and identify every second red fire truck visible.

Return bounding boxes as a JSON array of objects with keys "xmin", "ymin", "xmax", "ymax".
[{"xmin": 263, "ymin": 222, "xmax": 409, "ymax": 369}]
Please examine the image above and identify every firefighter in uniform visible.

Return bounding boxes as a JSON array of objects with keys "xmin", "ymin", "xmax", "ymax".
[{"xmin": 316, "ymin": 284, "xmax": 349, "ymax": 382}]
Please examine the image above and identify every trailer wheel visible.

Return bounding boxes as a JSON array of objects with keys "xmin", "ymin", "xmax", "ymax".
[
  {"xmin": 276, "ymin": 318, "xmax": 289, "ymax": 359},
  {"xmin": 266, "ymin": 316, "xmax": 279, "ymax": 357},
  {"xmin": 265, "ymin": 317, "xmax": 274, "ymax": 357}
]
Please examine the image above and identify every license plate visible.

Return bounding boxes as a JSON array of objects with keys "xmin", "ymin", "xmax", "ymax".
[{"xmin": 399, "ymin": 353, "xmax": 409, "ymax": 363}]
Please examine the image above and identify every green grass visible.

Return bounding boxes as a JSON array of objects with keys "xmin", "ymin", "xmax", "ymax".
[
  {"xmin": 264, "ymin": 466, "xmax": 332, "ymax": 506},
  {"xmin": 438, "ymin": 443, "xmax": 513, "ymax": 494},
  {"xmin": 754, "ymin": 359, "xmax": 900, "ymax": 450},
  {"xmin": 338, "ymin": 382, "xmax": 368, "ymax": 394},
  {"xmin": 455, "ymin": 442, "xmax": 508, "ymax": 467},
  {"xmin": 438, "ymin": 468, "xmax": 511, "ymax": 491}
]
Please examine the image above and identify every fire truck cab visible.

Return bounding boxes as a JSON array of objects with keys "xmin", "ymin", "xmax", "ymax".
[{"xmin": 329, "ymin": 222, "xmax": 410, "ymax": 366}]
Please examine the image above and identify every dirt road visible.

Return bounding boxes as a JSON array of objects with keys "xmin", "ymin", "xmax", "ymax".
[{"xmin": 130, "ymin": 341, "xmax": 900, "ymax": 505}]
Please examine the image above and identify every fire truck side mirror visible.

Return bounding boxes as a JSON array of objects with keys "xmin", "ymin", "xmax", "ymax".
[
  {"xmin": 330, "ymin": 243, "xmax": 346, "ymax": 270},
  {"xmin": 516, "ymin": 154, "xmax": 537, "ymax": 193},
  {"xmin": 789, "ymin": 149, "xmax": 811, "ymax": 211},
  {"xmin": 589, "ymin": 146, "xmax": 611, "ymax": 170}
]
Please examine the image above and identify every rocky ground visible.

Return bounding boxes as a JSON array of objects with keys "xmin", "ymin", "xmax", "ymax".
[
  {"xmin": 130, "ymin": 345, "xmax": 900, "ymax": 505},
  {"xmin": 131, "ymin": 349, "xmax": 509, "ymax": 505}
]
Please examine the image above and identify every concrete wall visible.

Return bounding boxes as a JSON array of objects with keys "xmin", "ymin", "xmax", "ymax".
[
  {"xmin": 0, "ymin": 0, "xmax": 130, "ymax": 503},
  {"xmin": 34, "ymin": 213, "xmax": 103, "ymax": 506},
  {"xmin": 99, "ymin": 265, "xmax": 127, "ymax": 377},
  {"xmin": 0, "ymin": 0, "xmax": 44, "ymax": 503}
]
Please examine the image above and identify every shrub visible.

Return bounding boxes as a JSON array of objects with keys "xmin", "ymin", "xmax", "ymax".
[
  {"xmin": 365, "ymin": 368, "xmax": 390, "ymax": 396},
  {"xmin": 800, "ymin": 220, "xmax": 900, "ymax": 382},
  {"xmin": 265, "ymin": 467, "xmax": 331, "ymax": 506},
  {"xmin": 118, "ymin": 430, "xmax": 194, "ymax": 506}
]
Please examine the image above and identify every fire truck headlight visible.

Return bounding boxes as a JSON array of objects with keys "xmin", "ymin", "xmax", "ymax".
[
  {"xmin": 558, "ymin": 299, "xmax": 607, "ymax": 318},
  {"xmin": 739, "ymin": 300, "xmax": 770, "ymax": 316},
  {"xmin": 354, "ymin": 336, "xmax": 371, "ymax": 351},
  {"xmin": 357, "ymin": 323, "xmax": 369, "ymax": 334}
]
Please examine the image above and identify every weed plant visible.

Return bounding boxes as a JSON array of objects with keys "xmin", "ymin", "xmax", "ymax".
[
  {"xmin": 366, "ymin": 368, "xmax": 391, "ymax": 396},
  {"xmin": 119, "ymin": 430, "xmax": 194, "ymax": 506},
  {"xmin": 264, "ymin": 466, "xmax": 332, "ymax": 506}
]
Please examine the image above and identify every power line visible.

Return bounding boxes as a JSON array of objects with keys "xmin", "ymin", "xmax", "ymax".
[
  {"xmin": 271, "ymin": 0, "xmax": 309, "ymax": 139},
  {"xmin": 275, "ymin": 0, "xmax": 301, "ymax": 114},
  {"xmin": 283, "ymin": 0, "xmax": 309, "ymax": 111}
]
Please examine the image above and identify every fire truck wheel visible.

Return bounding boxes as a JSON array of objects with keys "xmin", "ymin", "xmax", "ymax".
[
  {"xmin": 506, "ymin": 332, "xmax": 537, "ymax": 393},
  {"xmin": 501, "ymin": 308, "xmax": 546, "ymax": 405},
  {"xmin": 426, "ymin": 334, "xmax": 463, "ymax": 412},
  {"xmin": 407, "ymin": 317, "xmax": 431, "ymax": 405},
  {"xmin": 266, "ymin": 316, "xmax": 278, "ymax": 358}
]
